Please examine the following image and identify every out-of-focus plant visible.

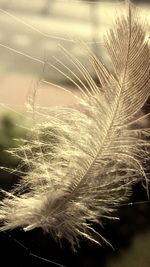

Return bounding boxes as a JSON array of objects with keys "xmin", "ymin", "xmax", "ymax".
[
  {"xmin": 0, "ymin": 112, "xmax": 27, "ymax": 189},
  {"xmin": 107, "ymin": 231, "xmax": 150, "ymax": 267}
]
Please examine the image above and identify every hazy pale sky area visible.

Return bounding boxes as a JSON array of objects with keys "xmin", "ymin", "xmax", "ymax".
[{"xmin": 0, "ymin": 0, "xmax": 149, "ymax": 109}]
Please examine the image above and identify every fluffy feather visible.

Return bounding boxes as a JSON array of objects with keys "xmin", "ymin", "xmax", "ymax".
[{"xmin": 0, "ymin": 1, "xmax": 150, "ymax": 249}]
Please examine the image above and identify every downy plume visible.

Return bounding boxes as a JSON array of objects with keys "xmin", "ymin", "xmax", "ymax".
[{"xmin": 0, "ymin": 1, "xmax": 150, "ymax": 249}]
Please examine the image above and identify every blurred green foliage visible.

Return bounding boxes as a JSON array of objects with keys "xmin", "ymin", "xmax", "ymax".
[
  {"xmin": 0, "ymin": 112, "xmax": 27, "ymax": 189},
  {"xmin": 0, "ymin": 112, "xmax": 26, "ymax": 166},
  {"xmin": 107, "ymin": 231, "xmax": 150, "ymax": 267}
]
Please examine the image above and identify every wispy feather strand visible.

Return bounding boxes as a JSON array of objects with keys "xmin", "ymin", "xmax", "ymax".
[{"xmin": 0, "ymin": 1, "xmax": 150, "ymax": 249}]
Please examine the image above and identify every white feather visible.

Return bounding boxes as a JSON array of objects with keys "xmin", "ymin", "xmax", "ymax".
[{"xmin": 0, "ymin": 1, "xmax": 150, "ymax": 250}]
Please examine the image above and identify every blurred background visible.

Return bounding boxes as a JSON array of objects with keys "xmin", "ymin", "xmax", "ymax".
[{"xmin": 0, "ymin": 0, "xmax": 150, "ymax": 266}]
